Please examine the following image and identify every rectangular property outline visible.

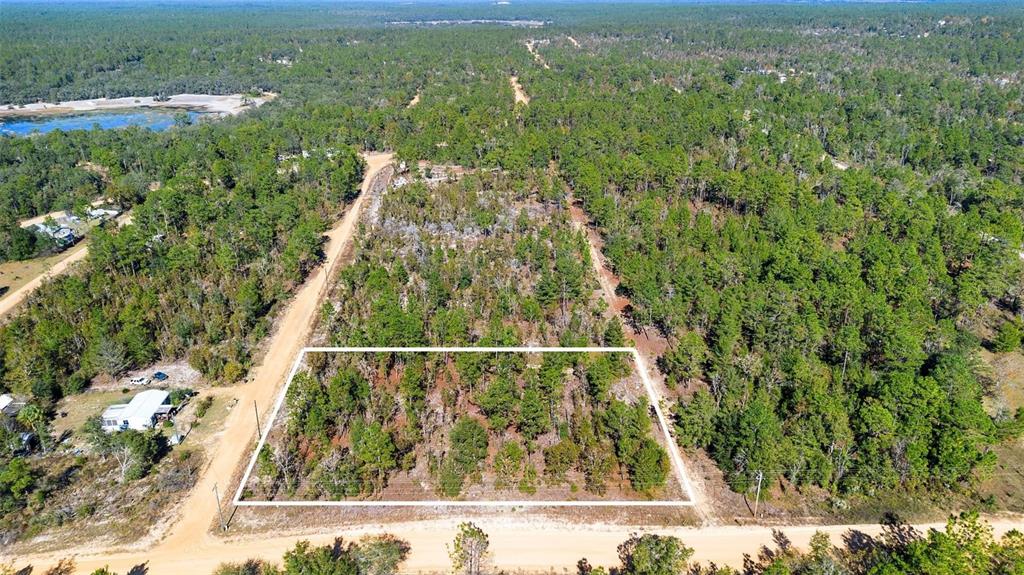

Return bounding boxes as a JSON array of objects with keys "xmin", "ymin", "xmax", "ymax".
[{"xmin": 233, "ymin": 347, "xmax": 697, "ymax": 507}]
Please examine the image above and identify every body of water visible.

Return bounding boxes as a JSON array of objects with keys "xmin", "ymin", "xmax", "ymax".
[{"xmin": 0, "ymin": 109, "xmax": 207, "ymax": 136}]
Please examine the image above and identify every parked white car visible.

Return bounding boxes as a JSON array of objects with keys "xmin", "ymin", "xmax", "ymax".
[{"xmin": 128, "ymin": 376, "xmax": 151, "ymax": 386}]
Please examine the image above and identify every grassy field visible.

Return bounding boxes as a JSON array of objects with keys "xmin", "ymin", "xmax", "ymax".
[
  {"xmin": 177, "ymin": 393, "xmax": 234, "ymax": 447},
  {"xmin": 52, "ymin": 386, "xmax": 232, "ymax": 446},
  {"xmin": 0, "ymin": 241, "xmax": 88, "ymax": 299},
  {"xmin": 51, "ymin": 388, "xmax": 135, "ymax": 443}
]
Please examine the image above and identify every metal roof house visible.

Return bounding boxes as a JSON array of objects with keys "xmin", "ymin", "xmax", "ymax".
[{"xmin": 101, "ymin": 389, "xmax": 172, "ymax": 432}]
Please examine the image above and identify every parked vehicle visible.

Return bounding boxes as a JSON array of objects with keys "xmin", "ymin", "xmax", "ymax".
[
  {"xmin": 128, "ymin": 376, "xmax": 151, "ymax": 386},
  {"xmin": 152, "ymin": 371, "xmax": 169, "ymax": 382}
]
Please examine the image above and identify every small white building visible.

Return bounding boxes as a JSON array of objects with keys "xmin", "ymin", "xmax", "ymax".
[
  {"xmin": 101, "ymin": 389, "xmax": 172, "ymax": 432},
  {"xmin": 88, "ymin": 207, "xmax": 121, "ymax": 220},
  {"xmin": 0, "ymin": 393, "xmax": 25, "ymax": 417}
]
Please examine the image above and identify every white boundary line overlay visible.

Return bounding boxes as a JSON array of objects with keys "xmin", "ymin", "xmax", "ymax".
[{"xmin": 233, "ymin": 347, "xmax": 697, "ymax": 507}]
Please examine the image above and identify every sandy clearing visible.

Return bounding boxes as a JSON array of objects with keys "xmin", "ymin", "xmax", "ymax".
[
  {"xmin": 0, "ymin": 93, "xmax": 276, "ymax": 118},
  {"xmin": 567, "ymin": 35, "xmax": 581, "ymax": 48},
  {"xmin": 821, "ymin": 153, "xmax": 850, "ymax": 171},
  {"xmin": 510, "ymin": 75, "xmax": 530, "ymax": 105},
  {"xmin": 3, "ymin": 152, "xmax": 395, "ymax": 573},
  {"xmin": 407, "ymin": 90, "xmax": 421, "ymax": 108}
]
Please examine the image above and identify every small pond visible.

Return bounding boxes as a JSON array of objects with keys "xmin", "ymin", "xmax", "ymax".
[{"xmin": 0, "ymin": 109, "xmax": 209, "ymax": 136}]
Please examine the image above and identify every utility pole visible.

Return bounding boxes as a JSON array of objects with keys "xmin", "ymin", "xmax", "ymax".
[
  {"xmin": 753, "ymin": 470, "xmax": 764, "ymax": 519},
  {"xmin": 253, "ymin": 400, "xmax": 262, "ymax": 440},
  {"xmin": 213, "ymin": 482, "xmax": 227, "ymax": 531}
]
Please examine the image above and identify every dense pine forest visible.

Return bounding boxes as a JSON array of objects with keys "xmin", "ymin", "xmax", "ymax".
[
  {"xmin": 1, "ymin": 0, "xmax": 1023, "ymax": 545},
  {"xmin": 249, "ymin": 351, "xmax": 672, "ymax": 501}
]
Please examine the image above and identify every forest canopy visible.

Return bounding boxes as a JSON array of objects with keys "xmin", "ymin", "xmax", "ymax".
[
  {"xmin": 247, "ymin": 351, "xmax": 675, "ymax": 502},
  {"xmin": 0, "ymin": 1, "xmax": 1022, "ymax": 534}
]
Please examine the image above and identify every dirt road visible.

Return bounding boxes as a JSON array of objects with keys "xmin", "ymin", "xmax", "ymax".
[
  {"xmin": 6, "ymin": 152, "xmax": 394, "ymax": 573},
  {"xmin": 567, "ymin": 194, "xmax": 711, "ymax": 524},
  {"xmin": 1, "ymin": 210, "xmax": 132, "ymax": 319},
  {"xmin": 567, "ymin": 200, "xmax": 628, "ymax": 316},
  {"xmin": 0, "ymin": 243, "xmax": 90, "ymax": 318},
  {"xmin": 20, "ymin": 515, "xmax": 1024, "ymax": 573},
  {"xmin": 510, "ymin": 75, "xmax": 530, "ymax": 105},
  {"xmin": 566, "ymin": 197, "xmax": 667, "ymax": 354},
  {"xmin": 526, "ymin": 40, "xmax": 550, "ymax": 69}
]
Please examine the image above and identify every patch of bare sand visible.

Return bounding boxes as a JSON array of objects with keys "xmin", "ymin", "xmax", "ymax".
[
  {"xmin": 525, "ymin": 39, "xmax": 550, "ymax": 69},
  {"xmin": 510, "ymin": 75, "xmax": 530, "ymax": 105},
  {"xmin": 0, "ymin": 93, "xmax": 276, "ymax": 118}
]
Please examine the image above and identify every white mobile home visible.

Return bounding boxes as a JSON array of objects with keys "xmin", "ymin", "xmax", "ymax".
[{"xmin": 101, "ymin": 389, "xmax": 172, "ymax": 432}]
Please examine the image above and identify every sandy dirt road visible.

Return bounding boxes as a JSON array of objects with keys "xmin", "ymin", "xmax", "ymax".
[
  {"xmin": 568, "ymin": 199, "xmax": 628, "ymax": 316},
  {"xmin": 510, "ymin": 75, "xmax": 530, "ymax": 105},
  {"xmin": 526, "ymin": 40, "xmax": 550, "ymax": 69},
  {"xmin": 6, "ymin": 152, "xmax": 393, "ymax": 573},
  {"xmin": 566, "ymin": 195, "xmax": 669, "ymax": 360},
  {"xmin": 0, "ymin": 243, "xmax": 90, "ymax": 318},
  {"xmin": 20, "ymin": 515, "xmax": 1024, "ymax": 573},
  {"xmin": 567, "ymin": 194, "xmax": 712, "ymax": 524},
  {"xmin": 566, "ymin": 196, "xmax": 666, "ymax": 354},
  {"xmin": 0, "ymin": 210, "xmax": 132, "ymax": 319}
]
